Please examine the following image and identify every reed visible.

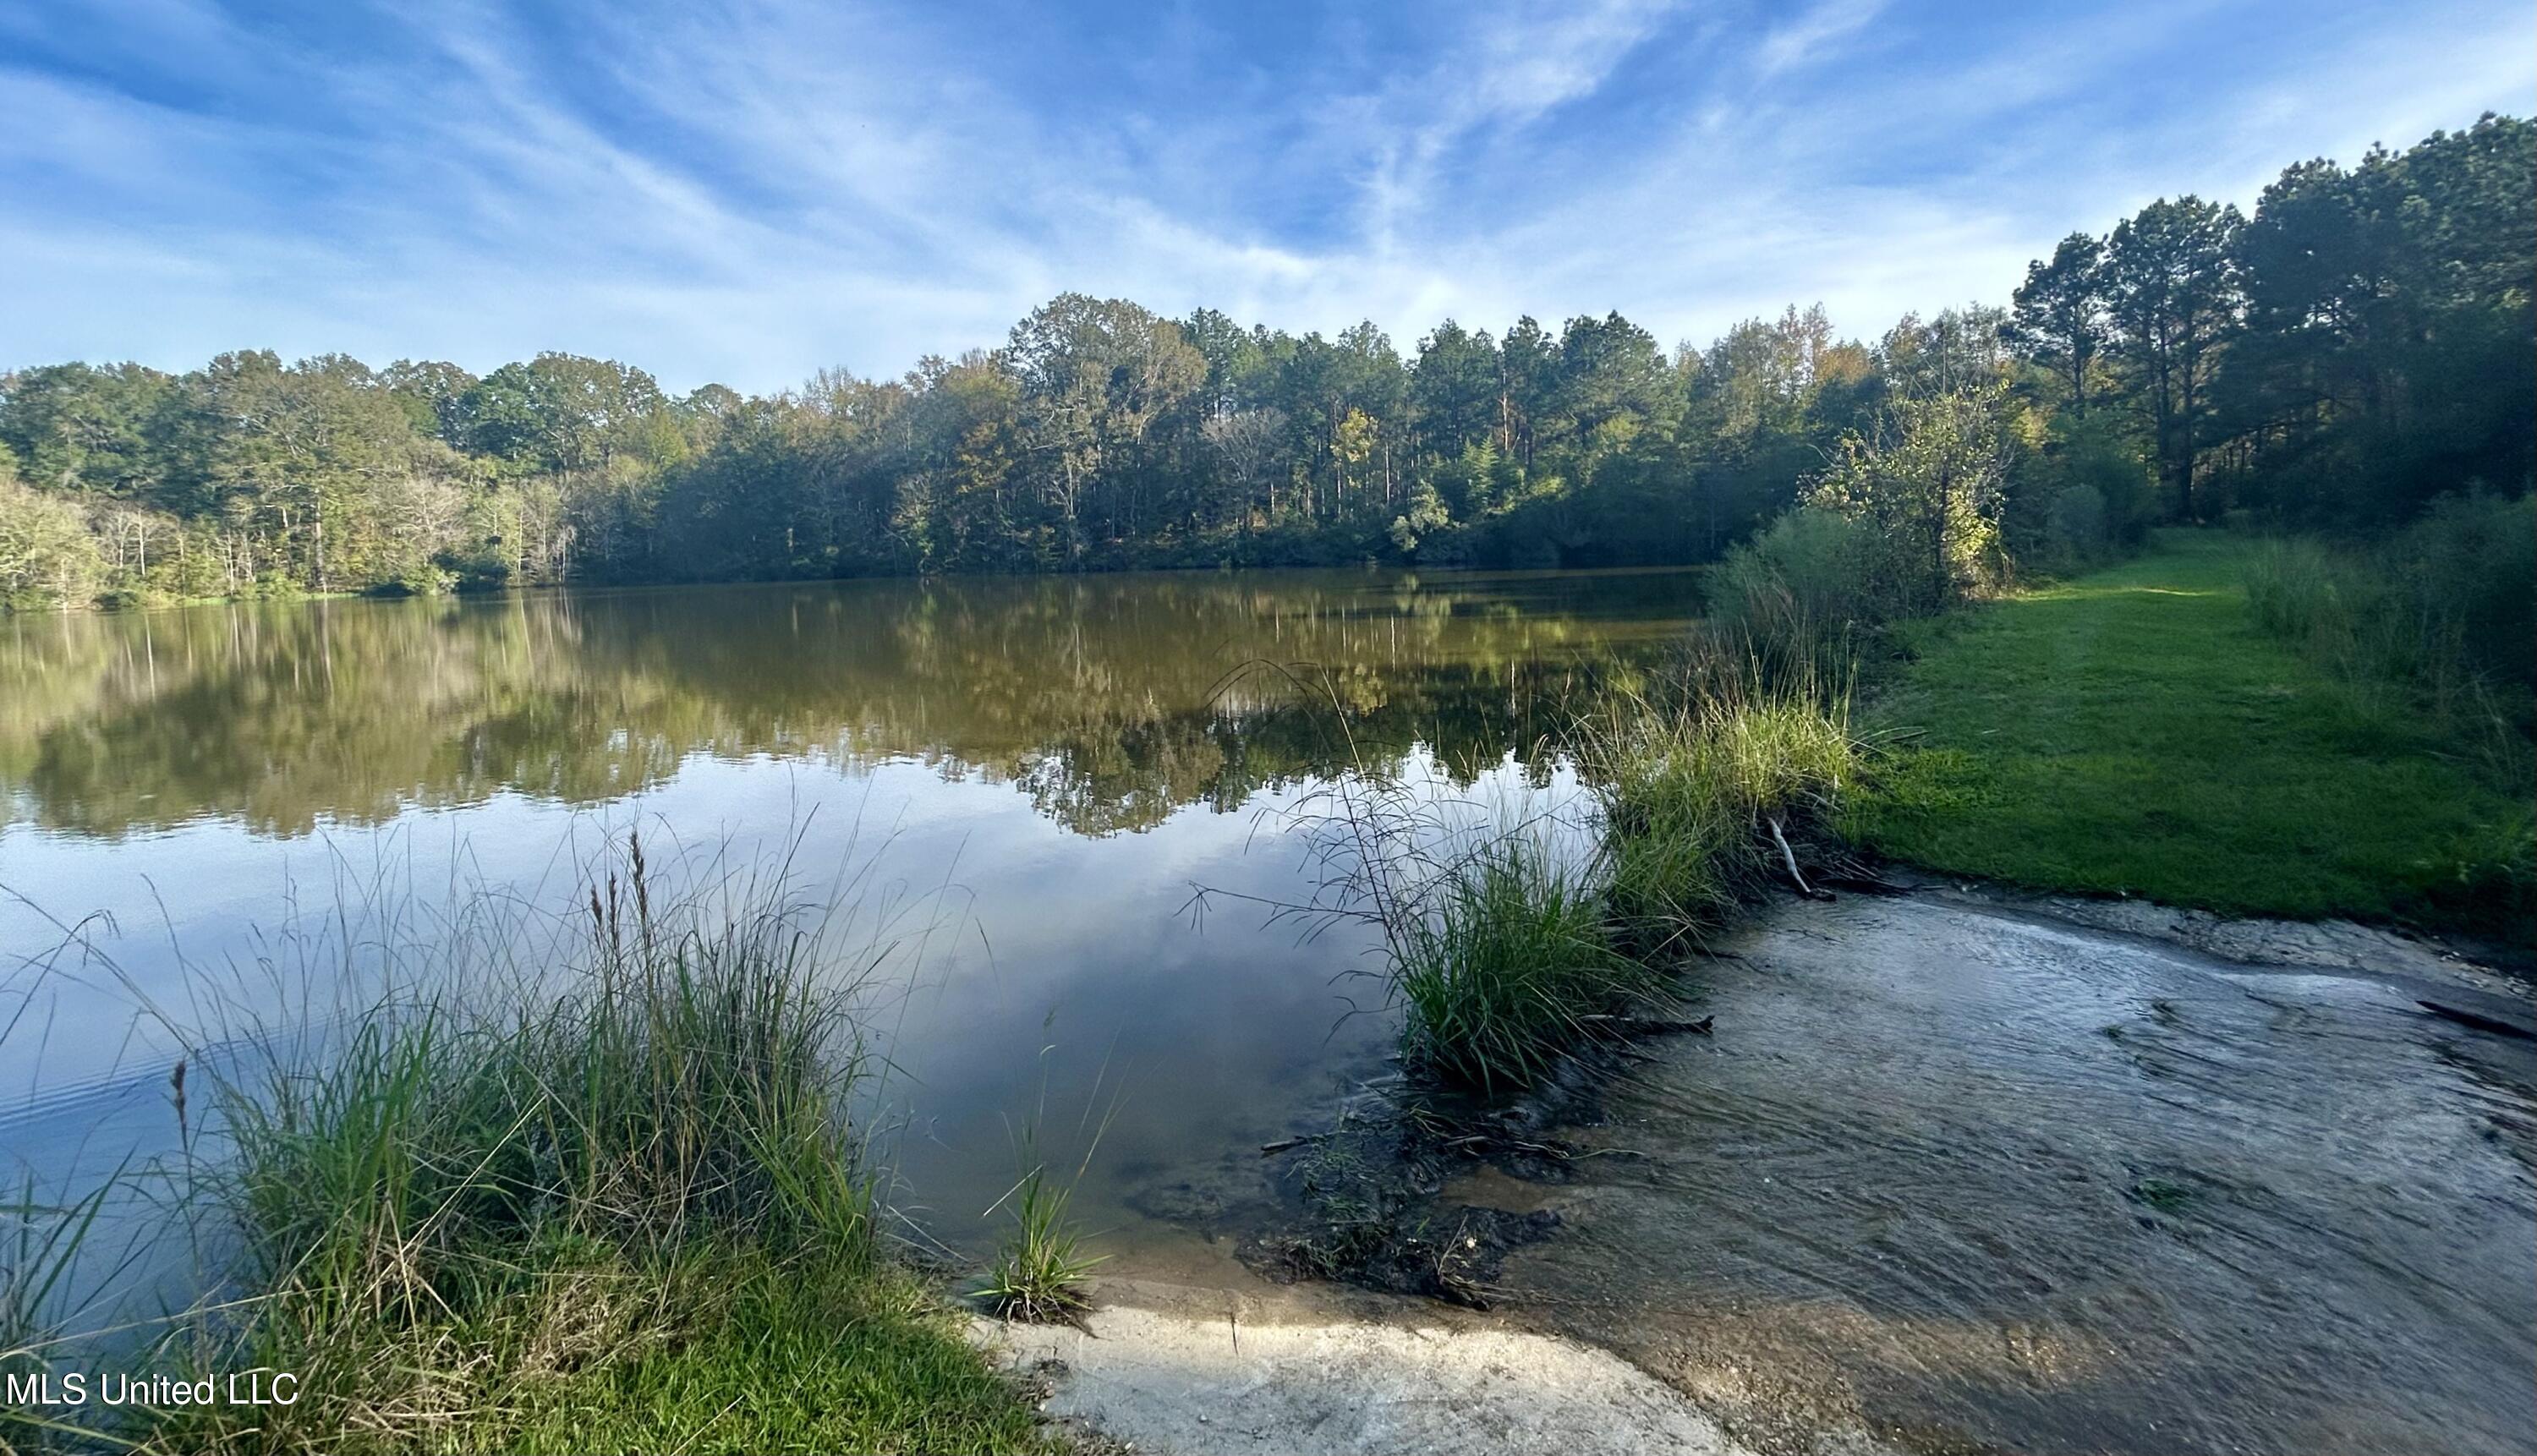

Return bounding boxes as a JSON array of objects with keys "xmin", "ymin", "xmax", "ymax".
[{"xmin": 1582, "ymin": 657, "xmax": 1859, "ymax": 954}]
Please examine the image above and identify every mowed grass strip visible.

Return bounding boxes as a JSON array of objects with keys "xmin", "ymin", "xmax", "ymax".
[{"xmin": 1849, "ymin": 529, "xmax": 2527, "ymax": 928}]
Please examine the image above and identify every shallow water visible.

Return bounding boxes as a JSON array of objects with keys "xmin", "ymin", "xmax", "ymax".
[
  {"xmin": 0, "ymin": 567, "xmax": 1691, "ymax": 1259},
  {"xmin": 1483, "ymin": 895, "xmax": 2537, "ymax": 1456}
]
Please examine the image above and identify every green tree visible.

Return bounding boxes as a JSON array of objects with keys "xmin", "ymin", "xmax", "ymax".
[
  {"xmin": 2104, "ymin": 197, "xmax": 2240, "ymax": 520},
  {"xmin": 1006, "ymin": 295, "xmax": 1206, "ymax": 559},
  {"xmin": 381, "ymin": 359, "xmax": 481, "ymax": 446},
  {"xmin": 2008, "ymin": 234, "xmax": 2110, "ymax": 417},
  {"xmin": 0, "ymin": 457, "xmax": 106, "ymax": 607},
  {"xmin": 0, "ymin": 362, "xmax": 184, "ymax": 504},
  {"xmin": 1809, "ymin": 382, "xmax": 2017, "ymax": 611}
]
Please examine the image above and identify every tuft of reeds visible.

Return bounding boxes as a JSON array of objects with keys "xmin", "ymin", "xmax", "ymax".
[
  {"xmin": 976, "ymin": 1161, "xmax": 1104, "ymax": 1325},
  {"xmin": 143, "ymin": 833, "xmax": 885, "ymax": 1450},
  {"xmin": 977, "ymin": 1050, "xmax": 1114, "ymax": 1324},
  {"xmin": 1388, "ymin": 840, "xmax": 1647, "ymax": 1093},
  {"xmin": 1202, "ymin": 653, "xmax": 1858, "ymax": 1098},
  {"xmin": 1581, "ymin": 657, "xmax": 1859, "ymax": 954},
  {"xmin": 3, "ymin": 828, "xmax": 1050, "ymax": 1455},
  {"xmin": 2, "ymin": 1178, "xmax": 121, "ymax": 1448}
]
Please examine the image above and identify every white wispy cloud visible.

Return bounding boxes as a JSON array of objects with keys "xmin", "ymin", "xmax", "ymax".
[
  {"xmin": 1754, "ymin": 0, "xmax": 1890, "ymax": 78},
  {"xmin": 0, "ymin": 0, "xmax": 2527, "ymax": 391}
]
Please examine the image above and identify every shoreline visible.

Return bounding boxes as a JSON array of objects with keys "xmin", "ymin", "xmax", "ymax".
[{"xmin": 1009, "ymin": 878, "xmax": 2535, "ymax": 1455}]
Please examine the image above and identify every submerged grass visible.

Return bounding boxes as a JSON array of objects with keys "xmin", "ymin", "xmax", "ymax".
[{"xmin": 3, "ymin": 834, "xmax": 1056, "ymax": 1456}]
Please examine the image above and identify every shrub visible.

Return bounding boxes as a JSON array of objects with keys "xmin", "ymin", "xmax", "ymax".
[
  {"xmin": 2245, "ymin": 492, "xmax": 2534, "ymax": 709},
  {"xmin": 2041, "ymin": 484, "xmax": 2110, "ymax": 571},
  {"xmin": 1707, "ymin": 508, "xmax": 1882, "ymax": 634}
]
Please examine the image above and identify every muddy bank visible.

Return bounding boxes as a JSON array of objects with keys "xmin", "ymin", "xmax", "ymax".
[{"xmin": 1005, "ymin": 889, "xmax": 2537, "ymax": 1456}]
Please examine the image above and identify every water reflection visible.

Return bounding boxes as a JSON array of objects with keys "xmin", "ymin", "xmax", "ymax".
[
  {"xmin": 0, "ymin": 567, "xmax": 1697, "ymax": 1267},
  {"xmin": 0, "ymin": 567, "xmax": 1693, "ymax": 839}
]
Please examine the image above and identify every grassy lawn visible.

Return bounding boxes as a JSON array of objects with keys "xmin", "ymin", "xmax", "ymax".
[{"xmin": 1848, "ymin": 529, "xmax": 2529, "ymax": 930}]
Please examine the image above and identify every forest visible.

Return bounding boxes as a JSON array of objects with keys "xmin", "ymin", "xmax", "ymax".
[{"xmin": 1, "ymin": 116, "xmax": 2529, "ymax": 610}]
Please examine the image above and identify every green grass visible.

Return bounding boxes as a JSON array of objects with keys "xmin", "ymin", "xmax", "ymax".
[
  {"xmin": 3, "ymin": 841, "xmax": 1060, "ymax": 1456},
  {"xmin": 1849, "ymin": 529, "xmax": 2533, "ymax": 932},
  {"xmin": 1587, "ymin": 665, "xmax": 1858, "ymax": 949},
  {"xmin": 1304, "ymin": 664, "xmax": 1857, "ymax": 1097},
  {"xmin": 978, "ymin": 1160, "xmax": 1106, "ymax": 1326},
  {"xmin": 1389, "ymin": 840, "xmax": 1651, "ymax": 1093},
  {"xmin": 978, "ymin": 1067, "xmax": 1113, "ymax": 1325},
  {"xmin": 500, "ymin": 1252, "xmax": 1048, "ymax": 1456}
]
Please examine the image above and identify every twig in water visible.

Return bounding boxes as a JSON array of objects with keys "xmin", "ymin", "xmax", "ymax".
[{"xmin": 1767, "ymin": 814, "xmax": 1829, "ymax": 900}]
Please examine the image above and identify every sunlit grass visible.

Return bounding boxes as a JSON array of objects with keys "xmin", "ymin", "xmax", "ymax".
[
  {"xmin": 1237, "ymin": 649, "xmax": 1859, "ymax": 1097},
  {"xmin": 1583, "ymin": 660, "xmax": 1857, "ymax": 952},
  {"xmin": 1851, "ymin": 529, "xmax": 2532, "ymax": 933}
]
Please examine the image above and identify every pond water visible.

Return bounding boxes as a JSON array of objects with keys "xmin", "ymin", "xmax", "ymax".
[{"xmin": 0, "ymin": 567, "xmax": 1699, "ymax": 1255}]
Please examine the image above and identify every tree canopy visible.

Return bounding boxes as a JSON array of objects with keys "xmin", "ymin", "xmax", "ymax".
[{"xmin": 3, "ymin": 117, "xmax": 2526, "ymax": 611}]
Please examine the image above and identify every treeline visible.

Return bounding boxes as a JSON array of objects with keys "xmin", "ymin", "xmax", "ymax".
[{"xmin": 2, "ymin": 116, "xmax": 2527, "ymax": 611}]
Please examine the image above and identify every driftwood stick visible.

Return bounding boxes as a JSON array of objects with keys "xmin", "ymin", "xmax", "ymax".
[{"xmin": 1767, "ymin": 814, "xmax": 1822, "ymax": 899}]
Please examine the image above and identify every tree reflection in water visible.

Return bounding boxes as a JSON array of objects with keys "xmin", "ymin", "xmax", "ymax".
[{"xmin": 2, "ymin": 567, "xmax": 1699, "ymax": 840}]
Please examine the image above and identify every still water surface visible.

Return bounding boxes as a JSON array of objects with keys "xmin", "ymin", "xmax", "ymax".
[{"xmin": 0, "ymin": 567, "xmax": 1696, "ymax": 1245}]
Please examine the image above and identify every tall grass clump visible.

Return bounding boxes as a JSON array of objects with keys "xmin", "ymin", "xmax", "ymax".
[
  {"xmin": 156, "ymin": 840, "xmax": 865, "ymax": 1448},
  {"xmin": 1215, "ymin": 655, "xmax": 1854, "ymax": 1099},
  {"xmin": 1389, "ymin": 840, "xmax": 1650, "ymax": 1094},
  {"xmin": 978, "ymin": 1158, "xmax": 1104, "ymax": 1325},
  {"xmin": 3, "ymin": 1179, "xmax": 125, "ymax": 1450},
  {"xmin": 63, "ymin": 833, "xmax": 1054, "ymax": 1456},
  {"xmin": 976, "ymin": 1050, "xmax": 1115, "ymax": 1324},
  {"xmin": 1205, "ymin": 669, "xmax": 1654, "ymax": 1095},
  {"xmin": 2244, "ymin": 493, "xmax": 2534, "ymax": 702},
  {"xmin": 2244, "ymin": 492, "xmax": 2534, "ymax": 782},
  {"xmin": 1586, "ymin": 660, "xmax": 1859, "ymax": 952}
]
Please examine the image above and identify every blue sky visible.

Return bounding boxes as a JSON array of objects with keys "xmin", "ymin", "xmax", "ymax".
[{"xmin": 3, "ymin": 0, "xmax": 2529, "ymax": 394}]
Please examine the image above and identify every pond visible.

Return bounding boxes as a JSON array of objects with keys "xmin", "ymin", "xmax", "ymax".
[
  {"xmin": 0, "ymin": 566, "xmax": 1701, "ymax": 1255},
  {"xmin": 9, "ymin": 567, "xmax": 2532, "ymax": 1455}
]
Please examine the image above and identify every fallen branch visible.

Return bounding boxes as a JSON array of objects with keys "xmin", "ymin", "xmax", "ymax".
[{"xmin": 1767, "ymin": 814, "xmax": 1831, "ymax": 900}]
